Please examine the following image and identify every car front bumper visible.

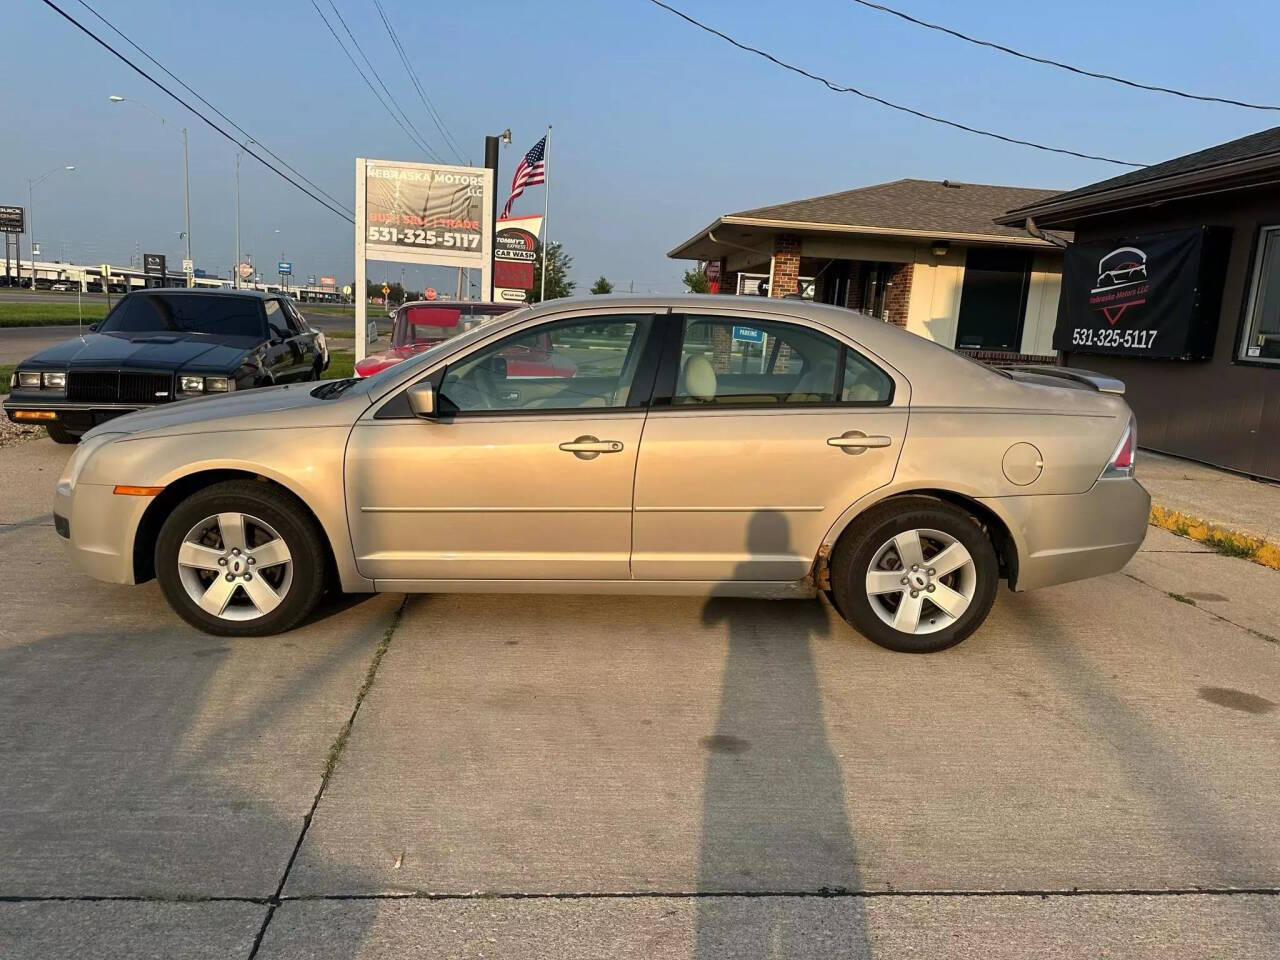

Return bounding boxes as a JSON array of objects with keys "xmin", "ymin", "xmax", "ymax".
[
  {"xmin": 981, "ymin": 477, "xmax": 1151, "ymax": 592},
  {"xmin": 55, "ymin": 479, "xmax": 149, "ymax": 585},
  {"xmin": 4, "ymin": 398, "xmax": 152, "ymax": 433}
]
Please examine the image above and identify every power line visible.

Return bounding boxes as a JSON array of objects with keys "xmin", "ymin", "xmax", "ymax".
[
  {"xmin": 72, "ymin": 0, "xmax": 352, "ymax": 216},
  {"xmin": 646, "ymin": 0, "xmax": 1145, "ymax": 168},
  {"xmin": 38, "ymin": 0, "xmax": 355, "ymax": 223},
  {"xmin": 308, "ymin": 0, "xmax": 442, "ymax": 161},
  {"xmin": 323, "ymin": 0, "xmax": 444, "ymax": 160},
  {"xmin": 370, "ymin": 0, "xmax": 470, "ymax": 164},
  {"xmin": 849, "ymin": 0, "xmax": 1280, "ymax": 112}
]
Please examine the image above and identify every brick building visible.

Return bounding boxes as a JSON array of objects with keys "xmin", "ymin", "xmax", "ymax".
[{"xmin": 669, "ymin": 179, "xmax": 1067, "ymax": 363}]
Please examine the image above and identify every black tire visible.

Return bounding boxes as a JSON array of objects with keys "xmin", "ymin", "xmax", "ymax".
[
  {"xmin": 830, "ymin": 497, "xmax": 999, "ymax": 654},
  {"xmin": 155, "ymin": 479, "xmax": 328, "ymax": 637},
  {"xmin": 46, "ymin": 422, "xmax": 80, "ymax": 444}
]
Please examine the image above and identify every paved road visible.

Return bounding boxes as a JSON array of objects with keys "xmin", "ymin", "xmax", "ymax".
[
  {"xmin": 1, "ymin": 438, "xmax": 1277, "ymax": 958},
  {"xmin": 0, "ymin": 324, "xmax": 84, "ymax": 364}
]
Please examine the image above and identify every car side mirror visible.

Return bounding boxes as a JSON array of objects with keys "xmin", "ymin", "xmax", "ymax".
[
  {"xmin": 88, "ymin": 322, "xmax": 100, "ymax": 333},
  {"xmin": 406, "ymin": 381, "xmax": 436, "ymax": 419}
]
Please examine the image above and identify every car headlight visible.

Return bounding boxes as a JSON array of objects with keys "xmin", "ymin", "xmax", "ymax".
[
  {"xmin": 42, "ymin": 372, "xmax": 66, "ymax": 389},
  {"xmin": 180, "ymin": 375, "xmax": 233, "ymax": 394},
  {"xmin": 59, "ymin": 431, "xmax": 126, "ymax": 492},
  {"xmin": 17, "ymin": 371, "xmax": 42, "ymax": 389}
]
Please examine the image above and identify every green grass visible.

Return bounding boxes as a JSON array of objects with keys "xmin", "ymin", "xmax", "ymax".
[
  {"xmin": 0, "ymin": 364, "xmax": 12, "ymax": 395},
  {"xmin": 297, "ymin": 303, "xmax": 356, "ymax": 317},
  {"xmin": 325, "ymin": 351, "xmax": 355, "ymax": 380},
  {"xmin": 1202, "ymin": 532, "xmax": 1260, "ymax": 560},
  {"xmin": 322, "ymin": 328, "xmax": 356, "ymax": 339},
  {"xmin": 0, "ymin": 301, "xmax": 109, "ymax": 327}
]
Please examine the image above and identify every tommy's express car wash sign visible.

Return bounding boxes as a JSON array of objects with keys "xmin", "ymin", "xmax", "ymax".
[{"xmin": 1054, "ymin": 227, "xmax": 1229, "ymax": 359}]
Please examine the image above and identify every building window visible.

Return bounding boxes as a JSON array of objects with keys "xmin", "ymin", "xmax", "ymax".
[
  {"xmin": 954, "ymin": 248, "xmax": 1032, "ymax": 352},
  {"xmin": 1240, "ymin": 225, "xmax": 1280, "ymax": 363}
]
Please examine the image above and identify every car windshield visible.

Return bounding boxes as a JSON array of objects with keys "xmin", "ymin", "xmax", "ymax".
[
  {"xmin": 392, "ymin": 304, "xmax": 512, "ymax": 349},
  {"xmin": 100, "ymin": 293, "xmax": 264, "ymax": 338}
]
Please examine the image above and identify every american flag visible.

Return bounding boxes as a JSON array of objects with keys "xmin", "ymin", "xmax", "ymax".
[{"xmin": 501, "ymin": 136, "xmax": 547, "ymax": 218}]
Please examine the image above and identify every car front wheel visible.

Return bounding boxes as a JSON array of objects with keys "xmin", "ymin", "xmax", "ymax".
[
  {"xmin": 830, "ymin": 497, "xmax": 999, "ymax": 653},
  {"xmin": 155, "ymin": 480, "xmax": 327, "ymax": 636}
]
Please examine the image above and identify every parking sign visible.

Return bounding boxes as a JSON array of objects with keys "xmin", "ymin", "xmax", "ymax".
[{"xmin": 731, "ymin": 325, "xmax": 765, "ymax": 344}]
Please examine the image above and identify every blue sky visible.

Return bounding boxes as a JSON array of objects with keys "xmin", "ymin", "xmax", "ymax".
[{"xmin": 4, "ymin": 0, "xmax": 1277, "ymax": 294}]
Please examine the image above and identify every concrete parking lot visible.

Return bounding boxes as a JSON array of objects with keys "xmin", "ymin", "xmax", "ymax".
[{"xmin": 1, "ymin": 437, "xmax": 1277, "ymax": 959}]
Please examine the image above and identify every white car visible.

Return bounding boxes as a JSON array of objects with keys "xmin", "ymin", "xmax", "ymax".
[{"xmin": 51, "ymin": 282, "xmax": 74, "ymax": 292}]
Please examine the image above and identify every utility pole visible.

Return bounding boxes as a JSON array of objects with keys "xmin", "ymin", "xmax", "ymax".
[
  {"xmin": 234, "ymin": 151, "xmax": 241, "ymax": 289},
  {"xmin": 182, "ymin": 127, "xmax": 192, "ymax": 287},
  {"xmin": 484, "ymin": 135, "xmax": 499, "ymax": 303}
]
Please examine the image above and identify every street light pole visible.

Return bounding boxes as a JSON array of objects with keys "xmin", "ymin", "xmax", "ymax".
[
  {"xmin": 234, "ymin": 151, "xmax": 241, "ymax": 289},
  {"xmin": 110, "ymin": 96, "xmax": 192, "ymax": 286},
  {"xmin": 25, "ymin": 164, "xmax": 76, "ymax": 288}
]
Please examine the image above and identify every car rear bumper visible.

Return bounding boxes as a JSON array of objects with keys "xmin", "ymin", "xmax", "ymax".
[
  {"xmin": 55, "ymin": 480, "xmax": 146, "ymax": 584},
  {"xmin": 980, "ymin": 477, "xmax": 1151, "ymax": 592}
]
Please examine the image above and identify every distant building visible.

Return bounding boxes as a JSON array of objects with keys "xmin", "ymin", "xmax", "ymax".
[
  {"xmin": 998, "ymin": 126, "xmax": 1280, "ymax": 480},
  {"xmin": 669, "ymin": 178, "xmax": 1067, "ymax": 363}
]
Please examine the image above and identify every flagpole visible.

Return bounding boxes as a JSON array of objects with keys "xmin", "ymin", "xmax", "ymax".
[{"xmin": 540, "ymin": 125, "xmax": 552, "ymax": 303}]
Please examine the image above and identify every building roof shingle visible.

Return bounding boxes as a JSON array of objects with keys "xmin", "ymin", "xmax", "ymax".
[{"xmin": 725, "ymin": 178, "xmax": 1061, "ymax": 240}]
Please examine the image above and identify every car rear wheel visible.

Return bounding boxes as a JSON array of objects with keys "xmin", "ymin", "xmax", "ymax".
[
  {"xmin": 46, "ymin": 422, "xmax": 80, "ymax": 444},
  {"xmin": 155, "ymin": 480, "xmax": 327, "ymax": 636},
  {"xmin": 830, "ymin": 497, "xmax": 998, "ymax": 653}
]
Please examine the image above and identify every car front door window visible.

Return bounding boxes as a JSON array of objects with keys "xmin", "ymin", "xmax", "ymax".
[{"xmin": 438, "ymin": 315, "xmax": 654, "ymax": 413}]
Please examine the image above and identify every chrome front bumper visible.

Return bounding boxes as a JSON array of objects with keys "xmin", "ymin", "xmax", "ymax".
[{"xmin": 981, "ymin": 477, "xmax": 1151, "ymax": 592}]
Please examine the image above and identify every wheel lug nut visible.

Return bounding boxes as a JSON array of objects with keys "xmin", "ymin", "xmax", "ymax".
[
  {"xmin": 218, "ymin": 558, "xmax": 227, "ymax": 566},
  {"xmin": 900, "ymin": 577, "xmax": 908, "ymax": 585},
  {"xmin": 244, "ymin": 573, "xmax": 252, "ymax": 581},
  {"xmin": 225, "ymin": 573, "xmax": 234, "ymax": 581},
  {"xmin": 247, "ymin": 557, "xmax": 256, "ymax": 565},
  {"xmin": 927, "ymin": 585, "xmax": 935, "ymax": 593},
  {"xmin": 928, "ymin": 568, "xmax": 935, "ymax": 576},
  {"xmin": 910, "ymin": 590, "xmax": 919, "ymax": 598},
  {"xmin": 911, "ymin": 564, "xmax": 919, "ymax": 572}
]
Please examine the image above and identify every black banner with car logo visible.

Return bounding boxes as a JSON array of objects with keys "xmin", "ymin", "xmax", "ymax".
[{"xmin": 1054, "ymin": 226, "xmax": 1230, "ymax": 359}]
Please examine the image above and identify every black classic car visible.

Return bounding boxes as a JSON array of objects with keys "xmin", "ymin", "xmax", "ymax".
[{"xmin": 4, "ymin": 288, "xmax": 328, "ymax": 443}]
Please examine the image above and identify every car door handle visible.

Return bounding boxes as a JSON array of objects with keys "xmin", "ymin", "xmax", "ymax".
[
  {"xmin": 559, "ymin": 435, "xmax": 624, "ymax": 460},
  {"xmin": 827, "ymin": 431, "xmax": 892, "ymax": 454}
]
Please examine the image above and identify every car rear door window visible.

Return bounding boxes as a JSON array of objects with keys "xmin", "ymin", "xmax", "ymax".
[
  {"xmin": 842, "ymin": 348, "xmax": 894, "ymax": 403},
  {"xmin": 673, "ymin": 317, "xmax": 842, "ymax": 405}
]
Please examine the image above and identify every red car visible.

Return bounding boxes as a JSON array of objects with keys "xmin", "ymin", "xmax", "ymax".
[{"xmin": 354, "ymin": 300, "xmax": 578, "ymax": 380}]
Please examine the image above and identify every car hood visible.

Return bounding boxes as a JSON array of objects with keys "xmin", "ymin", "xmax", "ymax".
[
  {"xmin": 25, "ymin": 332, "xmax": 253, "ymax": 372},
  {"xmin": 87, "ymin": 380, "xmax": 369, "ymax": 439}
]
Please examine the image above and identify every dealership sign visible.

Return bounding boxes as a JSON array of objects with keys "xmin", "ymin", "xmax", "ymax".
[
  {"xmin": 0, "ymin": 205, "xmax": 24, "ymax": 234},
  {"xmin": 143, "ymin": 253, "xmax": 166, "ymax": 277},
  {"xmin": 354, "ymin": 158, "xmax": 494, "ymax": 360},
  {"xmin": 1055, "ymin": 227, "xmax": 1230, "ymax": 359}
]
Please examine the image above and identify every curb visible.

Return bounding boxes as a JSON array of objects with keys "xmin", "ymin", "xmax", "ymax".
[{"xmin": 1149, "ymin": 504, "xmax": 1280, "ymax": 571}]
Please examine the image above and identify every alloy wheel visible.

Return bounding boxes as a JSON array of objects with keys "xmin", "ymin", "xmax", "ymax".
[
  {"xmin": 864, "ymin": 528, "xmax": 977, "ymax": 635},
  {"xmin": 176, "ymin": 512, "xmax": 294, "ymax": 621}
]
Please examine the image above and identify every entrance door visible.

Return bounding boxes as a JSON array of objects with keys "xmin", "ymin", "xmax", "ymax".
[
  {"xmin": 631, "ymin": 313, "xmax": 907, "ymax": 581},
  {"xmin": 954, "ymin": 248, "xmax": 1032, "ymax": 351},
  {"xmin": 345, "ymin": 313, "xmax": 660, "ymax": 582}
]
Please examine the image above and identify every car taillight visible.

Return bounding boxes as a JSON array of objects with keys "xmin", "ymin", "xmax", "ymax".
[{"xmin": 1101, "ymin": 418, "xmax": 1136, "ymax": 478}]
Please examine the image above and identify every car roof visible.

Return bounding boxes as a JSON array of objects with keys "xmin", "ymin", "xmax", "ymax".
[
  {"xmin": 132, "ymin": 287, "xmax": 273, "ymax": 300},
  {"xmin": 397, "ymin": 299, "xmax": 511, "ymax": 310}
]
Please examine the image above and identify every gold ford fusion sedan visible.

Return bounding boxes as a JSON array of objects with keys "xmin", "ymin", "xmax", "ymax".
[{"xmin": 53, "ymin": 295, "xmax": 1149, "ymax": 653}]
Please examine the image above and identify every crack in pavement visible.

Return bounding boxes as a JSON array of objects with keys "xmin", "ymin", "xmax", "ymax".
[
  {"xmin": 1123, "ymin": 572, "xmax": 1279, "ymax": 644},
  {"xmin": 244, "ymin": 594, "xmax": 409, "ymax": 960}
]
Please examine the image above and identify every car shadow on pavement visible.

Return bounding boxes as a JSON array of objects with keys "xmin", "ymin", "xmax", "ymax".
[{"xmin": 694, "ymin": 512, "xmax": 870, "ymax": 956}]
